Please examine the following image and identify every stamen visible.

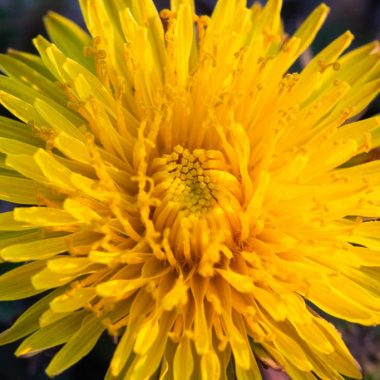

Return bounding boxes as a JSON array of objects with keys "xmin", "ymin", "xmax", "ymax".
[
  {"xmin": 146, "ymin": 146, "xmax": 241, "ymax": 266},
  {"xmin": 317, "ymin": 60, "xmax": 341, "ymax": 73},
  {"xmin": 152, "ymin": 146, "xmax": 218, "ymax": 218}
]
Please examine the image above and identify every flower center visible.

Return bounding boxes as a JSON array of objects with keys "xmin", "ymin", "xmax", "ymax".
[
  {"xmin": 152, "ymin": 145, "xmax": 218, "ymax": 217},
  {"xmin": 149, "ymin": 145, "xmax": 243, "ymax": 270}
]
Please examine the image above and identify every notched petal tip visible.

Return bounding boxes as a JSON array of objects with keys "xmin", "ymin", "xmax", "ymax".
[
  {"xmin": 15, "ymin": 346, "xmax": 37, "ymax": 358},
  {"xmin": 318, "ymin": 3, "xmax": 330, "ymax": 14},
  {"xmin": 343, "ymin": 30, "xmax": 355, "ymax": 41}
]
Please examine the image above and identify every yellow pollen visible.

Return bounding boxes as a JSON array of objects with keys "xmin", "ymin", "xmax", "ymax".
[
  {"xmin": 154, "ymin": 146, "xmax": 217, "ymax": 217},
  {"xmin": 148, "ymin": 145, "xmax": 239, "ymax": 265}
]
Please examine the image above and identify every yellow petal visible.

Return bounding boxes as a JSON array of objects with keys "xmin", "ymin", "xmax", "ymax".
[
  {"xmin": 34, "ymin": 98, "xmax": 85, "ymax": 140},
  {"xmin": 0, "ymin": 53, "xmax": 66, "ymax": 104},
  {"xmin": 0, "ymin": 260, "xmax": 46, "ymax": 300},
  {"xmin": 46, "ymin": 315, "xmax": 105, "ymax": 377},
  {"xmin": 47, "ymin": 257, "xmax": 94, "ymax": 275},
  {"xmin": 134, "ymin": 318, "xmax": 160, "ymax": 355},
  {"xmin": 16, "ymin": 310, "xmax": 86, "ymax": 357},
  {"xmin": 0, "ymin": 287, "xmax": 64, "ymax": 345},
  {"xmin": 293, "ymin": 4, "xmax": 329, "ymax": 57},
  {"xmin": 14, "ymin": 206, "xmax": 79, "ymax": 227},
  {"xmin": 306, "ymin": 281, "xmax": 377, "ymax": 325},
  {"xmin": 50, "ymin": 288, "xmax": 96, "ymax": 313},
  {"xmin": 0, "ymin": 175, "xmax": 39, "ymax": 204},
  {"xmin": 44, "ymin": 11, "xmax": 93, "ymax": 71},
  {"xmin": 200, "ymin": 349, "xmax": 221, "ymax": 380},
  {"xmin": 0, "ymin": 115, "xmax": 42, "ymax": 146},
  {"xmin": 173, "ymin": 4, "xmax": 194, "ymax": 86},
  {"xmin": 0, "ymin": 211, "xmax": 40, "ymax": 231},
  {"xmin": 7, "ymin": 49, "xmax": 54, "ymax": 79},
  {"xmin": 173, "ymin": 338, "xmax": 193, "ymax": 380},
  {"xmin": 0, "ymin": 232, "xmax": 96, "ymax": 262}
]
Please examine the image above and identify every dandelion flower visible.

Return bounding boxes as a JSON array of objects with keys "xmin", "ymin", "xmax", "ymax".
[{"xmin": 0, "ymin": 0, "xmax": 380, "ymax": 379}]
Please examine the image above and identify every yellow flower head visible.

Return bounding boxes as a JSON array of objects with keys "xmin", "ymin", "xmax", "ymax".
[{"xmin": 0, "ymin": 0, "xmax": 379, "ymax": 379}]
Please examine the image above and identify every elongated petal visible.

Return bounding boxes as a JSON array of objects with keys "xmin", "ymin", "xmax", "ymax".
[{"xmin": 46, "ymin": 315, "xmax": 106, "ymax": 376}]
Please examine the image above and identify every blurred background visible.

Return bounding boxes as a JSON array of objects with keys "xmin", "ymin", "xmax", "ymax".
[{"xmin": 0, "ymin": 0, "xmax": 379, "ymax": 379}]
